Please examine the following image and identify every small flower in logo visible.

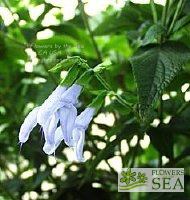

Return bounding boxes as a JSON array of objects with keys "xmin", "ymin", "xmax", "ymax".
[
  {"xmin": 120, "ymin": 168, "xmax": 136, "ymax": 185},
  {"xmin": 137, "ymin": 172, "xmax": 148, "ymax": 183}
]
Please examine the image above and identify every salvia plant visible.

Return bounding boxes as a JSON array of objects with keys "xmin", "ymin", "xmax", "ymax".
[
  {"xmin": 19, "ymin": 57, "xmax": 109, "ymax": 162},
  {"xmin": 1, "ymin": 0, "xmax": 190, "ymax": 199}
]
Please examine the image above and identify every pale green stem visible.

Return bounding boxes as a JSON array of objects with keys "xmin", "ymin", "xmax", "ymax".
[
  {"xmin": 150, "ymin": 0, "xmax": 158, "ymax": 23},
  {"xmin": 167, "ymin": 0, "xmax": 185, "ymax": 35},
  {"xmin": 162, "ymin": 0, "xmax": 169, "ymax": 27},
  {"xmin": 79, "ymin": 0, "xmax": 102, "ymax": 62}
]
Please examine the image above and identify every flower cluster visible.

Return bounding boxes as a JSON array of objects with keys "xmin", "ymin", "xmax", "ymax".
[
  {"xmin": 19, "ymin": 56, "xmax": 109, "ymax": 162},
  {"xmin": 19, "ymin": 83, "xmax": 96, "ymax": 162}
]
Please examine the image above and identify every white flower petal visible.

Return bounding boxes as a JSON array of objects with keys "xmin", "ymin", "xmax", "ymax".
[
  {"xmin": 44, "ymin": 112, "xmax": 59, "ymax": 145},
  {"xmin": 61, "ymin": 84, "xmax": 82, "ymax": 104},
  {"xmin": 58, "ymin": 106, "xmax": 70, "ymax": 144},
  {"xmin": 51, "ymin": 85, "xmax": 67, "ymax": 99},
  {"xmin": 42, "ymin": 117, "xmax": 51, "ymax": 142},
  {"xmin": 38, "ymin": 100, "xmax": 64, "ymax": 126},
  {"xmin": 73, "ymin": 128, "xmax": 85, "ymax": 162},
  {"xmin": 75, "ymin": 107, "xmax": 95, "ymax": 129},
  {"xmin": 59, "ymin": 104, "xmax": 77, "ymax": 146},
  {"xmin": 37, "ymin": 86, "xmax": 66, "ymax": 125},
  {"xmin": 19, "ymin": 107, "xmax": 40, "ymax": 143},
  {"xmin": 71, "ymin": 107, "xmax": 95, "ymax": 162},
  {"xmin": 43, "ymin": 126, "xmax": 64, "ymax": 155},
  {"xmin": 66, "ymin": 104, "xmax": 77, "ymax": 145}
]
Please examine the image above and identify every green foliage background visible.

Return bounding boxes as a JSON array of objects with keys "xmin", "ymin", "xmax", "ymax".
[{"xmin": 0, "ymin": 0, "xmax": 190, "ymax": 199}]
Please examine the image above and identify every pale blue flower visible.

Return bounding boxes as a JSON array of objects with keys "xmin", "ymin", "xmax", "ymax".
[
  {"xmin": 72, "ymin": 107, "xmax": 95, "ymax": 162},
  {"xmin": 19, "ymin": 86, "xmax": 66, "ymax": 145},
  {"xmin": 42, "ymin": 112, "xmax": 59, "ymax": 149},
  {"xmin": 42, "ymin": 83, "xmax": 82, "ymax": 154},
  {"xmin": 43, "ymin": 126, "xmax": 64, "ymax": 155},
  {"xmin": 60, "ymin": 84, "xmax": 82, "ymax": 104},
  {"xmin": 42, "ymin": 84, "xmax": 82, "ymax": 154},
  {"xmin": 19, "ymin": 83, "xmax": 83, "ymax": 158},
  {"xmin": 42, "ymin": 107, "xmax": 95, "ymax": 161},
  {"xmin": 37, "ymin": 85, "xmax": 67, "ymax": 126},
  {"xmin": 58, "ymin": 104, "xmax": 77, "ymax": 146},
  {"xmin": 19, "ymin": 107, "xmax": 40, "ymax": 144},
  {"xmin": 57, "ymin": 84, "xmax": 82, "ymax": 145}
]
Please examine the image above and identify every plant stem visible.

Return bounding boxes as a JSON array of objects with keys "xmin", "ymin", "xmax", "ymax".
[
  {"xmin": 167, "ymin": 0, "xmax": 185, "ymax": 35},
  {"xmin": 158, "ymin": 96, "xmax": 163, "ymax": 167},
  {"xmin": 176, "ymin": 101, "xmax": 189, "ymax": 116},
  {"xmin": 159, "ymin": 96, "xmax": 164, "ymax": 123},
  {"xmin": 84, "ymin": 62, "xmax": 134, "ymax": 111},
  {"xmin": 165, "ymin": 0, "xmax": 174, "ymax": 26},
  {"xmin": 95, "ymin": 73, "xmax": 111, "ymax": 91},
  {"xmin": 130, "ymin": 139, "xmax": 140, "ymax": 168},
  {"xmin": 158, "ymin": 154, "xmax": 163, "ymax": 167},
  {"xmin": 160, "ymin": 0, "xmax": 170, "ymax": 42},
  {"xmin": 96, "ymin": 73, "xmax": 134, "ymax": 111},
  {"xmin": 79, "ymin": 0, "xmax": 102, "ymax": 62},
  {"xmin": 150, "ymin": 0, "xmax": 158, "ymax": 24},
  {"xmin": 162, "ymin": 0, "xmax": 169, "ymax": 27},
  {"xmin": 78, "ymin": 0, "xmax": 135, "ymax": 112},
  {"xmin": 165, "ymin": 147, "xmax": 190, "ymax": 167}
]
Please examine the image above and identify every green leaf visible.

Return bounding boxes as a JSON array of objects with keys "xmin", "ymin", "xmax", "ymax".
[
  {"xmin": 34, "ymin": 35, "xmax": 76, "ymax": 59},
  {"xmin": 60, "ymin": 64, "xmax": 81, "ymax": 87},
  {"xmin": 49, "ymin": 56, "xmax": 82, "ymax": 72},
  {"xmin": 142, "ymin": 24, "xmax": 164, "ymax": 46},
  {"xmin": 93, "ymin": 60, "xmax": 112, "ymax": 73},
  {"xmin": 102, "ymin": 35, "xmax": 132, "ymax": 58},
  {"xmin": 93, "ymin": 3, "xmax": 152, "ymax": 36},
  {"xmin": 130, "ymin": 42, "xmax": 190, "ymax": 116},
  {"xmin": 76, "ymin": 69, "xmax": 93, "ymax": 86},
  {"xmin": 88, "ymin": 90, "xmax": 107, "ymax": 111},
  {"xmin": 172, "ymin": 14, "xmax": 190, "ymax": 33},
  {"xmin": 44, "ymin": 24, "xmax": 96, "ymax": 58},
  {"xmin": 147, "ymin": 125, "xmax": 174, "ymax": 159}
]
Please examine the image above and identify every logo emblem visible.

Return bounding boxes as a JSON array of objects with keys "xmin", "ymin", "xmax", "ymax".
[
  {"xmin": 119, "ymin": 168, "xmax": 148, "ymax": 191},
  {"xmin": 118, "ymin": 168, "xmax": 184, "ymax": 192}
]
